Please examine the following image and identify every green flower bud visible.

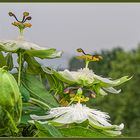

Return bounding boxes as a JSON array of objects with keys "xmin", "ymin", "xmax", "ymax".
[{"xmin": 0, "ymin": 67, "xmax": 22, "ymax": 135}]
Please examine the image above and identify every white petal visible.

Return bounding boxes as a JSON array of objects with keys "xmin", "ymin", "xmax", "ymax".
[
  {"xmin": 53, "ymin": 103, "xmax": 88, "ymax": 124},
  {"xmin": 115, "ymin": 123, "xmax": 124, "ymax": 130},
  {"xmin": 0, "ymin": 39, "xmax": 46, "ymax": 51},
  {"xmin": 30, "ymin": 114, "xmax": 53, "ymax": 120},
  {"xmin": 88, "ymin": 109, "xmax": 111, "ymax": 127},
  {"xmin": 99, "ymin": 88, "xmax": 108, "ymax": 95},
  {"xmin": 59, "ymin": 70, "xmax": 75, "ymax": 81},
  {"xmin": 94, "ymin": 74, "xmax": 119, "ymax": 84},
  {"xmin": 103, "ymin": 130, "xmax": 122, "ymax": 136},
  {"xmin": 103, "ymin": 87, "xmax": 121, "ymax": 94}
]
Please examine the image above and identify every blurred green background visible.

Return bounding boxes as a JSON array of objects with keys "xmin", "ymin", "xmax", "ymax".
[{"xmin": 68, "ymin": 46, "xmax": 140, "ymax": 137}]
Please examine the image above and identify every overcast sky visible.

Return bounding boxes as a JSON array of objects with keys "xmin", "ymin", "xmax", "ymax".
[{"xmin": 0, "ymin": 3, "xmax": 140, "ymax": 68}]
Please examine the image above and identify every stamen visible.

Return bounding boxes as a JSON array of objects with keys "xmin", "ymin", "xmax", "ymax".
[
  {"xmin": 23, "ymin": 12, "xmax": 29, "ymax": 17},
  {"xmin": 8, "ymin": 12, "xmax": 20, "ymax": 22},
  {"xmin": 8, "ymin": 11, "xmax": 32, "ymax": 35},
  {"xmin": 77, "ymin": 48, "xmax": 86, "ymax": 55}
]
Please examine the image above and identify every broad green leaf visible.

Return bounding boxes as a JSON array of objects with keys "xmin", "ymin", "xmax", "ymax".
[
  {"xmin": 20, "ymin": 84, "xmax": 30, "ymax": 102},
  {"xmin": 25, "ymin": 48, "xmax": 62, "ymax": 59},
  {"xmin": 21, "ymin": 74, "xmax": 59, "ymax": 107},
  {"xmin": 34, "ymin": 121, "xmax": 62, "ymax": 137},
  {"xmin": 24, "ymin": 54, "xmax": 42, "ymax": 74},
  {"xmin": 0, "ymin": 52, "xmax": 6, "ymax": 67},
  {"xmin": 5, "ymin": 52, "xmax": 13, "ymax": 71},
  {"xmin": 59, "ymin": 126, "xmax": 107, "ymax": 137},
  {"xmin": 21, "ymin": 102, "xmax": 47, "ymax": 124}
]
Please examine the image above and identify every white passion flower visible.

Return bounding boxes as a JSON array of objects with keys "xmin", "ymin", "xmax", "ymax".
[
  {"xmin": 53, "ymin": 68, "xmax": 131, "ymax": 95},
  {"xmin": 0, "ymin": 36, "xmax": 45, "ymax": 51},
  {"xmin": 0, "ymin": 11, "xmax": 62, "ymax": 59},
  {"xmin": 0, "ymin": 36, "xmax": 62, "ymax": 59},
  {"xmin": 31, "ymin": 103, "xmax": 124, "ymax": 136}
]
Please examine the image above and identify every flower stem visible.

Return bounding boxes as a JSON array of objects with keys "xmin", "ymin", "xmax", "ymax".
[
  {"xmin": 18, "ymin": 52, "xmax": 22, "ymax": 86},
  {"xmin": 67, "ymin": 95, "xmax": 77, "ymax": 106},
  {"xmin": 30, "ymin": 97, "xmax": 51, "ymax": 109},
  {"xmin": 85, "ymin": 60, "xmax": 89, "ymax": 68}
]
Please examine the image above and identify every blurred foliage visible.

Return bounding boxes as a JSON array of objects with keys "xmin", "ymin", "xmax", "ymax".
[{"xmin": 69, "ymin": 46, "xmax": 140, "ymax": 137}]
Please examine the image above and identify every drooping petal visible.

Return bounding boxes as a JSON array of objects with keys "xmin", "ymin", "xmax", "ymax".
[
  {"xmin": 103, "ymin": 87, "xmax": 121, "ymax": 94},
  {"xmin": 95, "ymin": 74, "xmax": 132, "ymax": 87}
]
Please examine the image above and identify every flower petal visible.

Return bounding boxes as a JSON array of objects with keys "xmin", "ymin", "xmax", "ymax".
[
  {"xmin": 53, "ymin": 70, "xmax": 76, "ymax": 85},
  {"xmin": 0, "ymin": 39, "xmax": 45, "ymax": 52},
  {"xmin": 30, "ymin": 114, "xmax": 53, "ymax": 120},
  {"xmin": 103, "ymin": 87, "xmax": 121, "ymax": 94}
]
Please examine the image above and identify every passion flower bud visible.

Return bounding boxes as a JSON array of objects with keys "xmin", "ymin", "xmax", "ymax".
[{"xmin": 0, "ymin": 67, "xmax": 22, "ymax": 135}]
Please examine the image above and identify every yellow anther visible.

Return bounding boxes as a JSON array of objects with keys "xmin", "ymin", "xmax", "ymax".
[
  {"xmin": 91, "ymin": 94, "xmax": 96, "ymax": 98},
  {"xmin": 77, "ymin": 55, "xmax": 102, "ymax": 62},
  {"xmin": 70, "ymin": 95, "xmax": 89, "ymax": 103},
  {"xmin": 12, "ymin": 22, "xmax": 20, "ymax": 27},
  {"xmin": 23, "ymin": 23, "xmax": 32, "ymax": 28},
  {"xmin": 69, "ymin": 93, "xmax": 75, "ymax": 97}
]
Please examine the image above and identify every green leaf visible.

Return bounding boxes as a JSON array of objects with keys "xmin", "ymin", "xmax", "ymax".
[
  {"xmin": 5, "ymin": 52, "xmax": 13, "ymax": 71},
  {"xmin": 0, "ymin": 52, "xmax": 6, "ymax": 68},
  {"xmin": 21, "ymin": 102, "xmax": 47, "ymax": 124},
  {"xmin": 25, "ymin": 48, "xmax": 62, "ymax": 59},
  {"xmin": 34, "ymin": 121, "xmax": 63, "ymax": 137},
  {"xmin": 24, "ymin": 54, "xmax": 42, "ymax": 74},
  {"xmin": 22, "ymin": 74, "xmax": 59, "ymax": 108},
  {"xmin": 59, "ymin": 126, "xmax": 107, "ymax": 137},
  {"xmin": 20, "ymin": 84, "xmax": 30, "ymax": 102},
  {"xmin": 46, "ymin": 74, "xmax": 64, "ymax": 94}
]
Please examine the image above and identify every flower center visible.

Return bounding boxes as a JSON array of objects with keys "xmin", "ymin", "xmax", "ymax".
[
  {"xmin": 8, "ymin": 12, "xmax": 32, "ymax": 36},
  {"xmin": 76, "ymin": 48, "xmax": 103, "ymax": 68}
]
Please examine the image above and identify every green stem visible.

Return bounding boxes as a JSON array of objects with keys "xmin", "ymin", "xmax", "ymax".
[
  {"xmin": 67, "ymin": 95, "xmax": 77, "ymax": 106},
  {"xmin": 30, "ymin": 97, "xmax": 51, "ymax": 109},
  {"xmin": 20, "ymin": 28, "xmax": 24, "ymax": 36},
  {"xmin": 18, "ymin": 52, "xmax": 22, "ymax": 86},
  {"xmin": 85, "ymin": 60, "xmax": 89, "ymax": 68}
]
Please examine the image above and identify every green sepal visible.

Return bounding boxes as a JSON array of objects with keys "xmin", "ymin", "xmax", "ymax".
[
  {"xmin": 34, "ymin": 121, "xmax": 63, "ymax": 137},
  {"xmin": 53, "ymin": 70, "xmax": 77, "ymax": 85},
  {"xmin": 99, "ymin": 76, "xmax": 132, "ymax": 87},
  {"xmin": 24, "ymin": 48, "xmax": 62, "ymax": 59}
]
